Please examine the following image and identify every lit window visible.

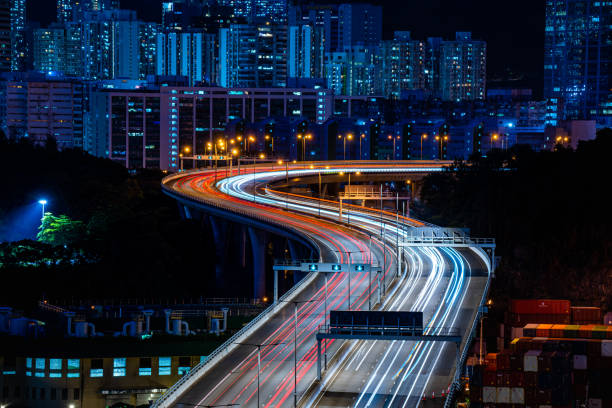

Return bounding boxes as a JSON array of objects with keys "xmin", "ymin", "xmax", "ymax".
[
  {"xmin": 35, "ymin": 358, "xmax": 45, "ymax": 370},
  {"xmin": 67, "ymin": 372, "xmax": 80, "ymax": 378},
  {"xmin": 113, "ymin": 358, "xmax": 126, "ymax": 377},
  {"xmin": 139, "ymin": 358, "xmax": 152, "ymax": 376},
  {"xmin": 50, "ymin": 359, "xmax": 62, "ymax": 370},
  {"xmin": 26, "ymin": 358, "xmax": 32, "ymax": 368},
  {"xmin": 67, "ymin": 359, "xmax": 79, "ymax": 370},
  {"xmin": 90, "ymin": 359, "xmax": 103, "ymax": 377},
  {"xmin": 90, "ymin": 369, "xmax": 103, "ymax": 378},
  {"xmin": 158, "ymin": 357, "xmax": 171, "ymax": 376}
]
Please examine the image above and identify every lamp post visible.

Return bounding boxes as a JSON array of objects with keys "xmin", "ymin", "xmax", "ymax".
[
  {"xmin": 338, "ymin": 133, "xmax": 353, "ymax": 161},
  {"xmin": 265, "ymin": 134, "xmax": 274, "ymax": 155},
  {"xmin": 359, "ymin": 133, "xmax": 365, "ymax": 159},
  {"xmin": 490, "ymin": 133, "xmax": 499, "ymax": 152},
  {"xmin": 38, "ymin": 199, "xmax": 47, "ymax": 218},
  {"xmin": 234, "ymin": 341, "xmax": 284, "ymax": 408},
  {"xmin": 420, "ymin": 133, "xmax": 427, "ymax": 160}
]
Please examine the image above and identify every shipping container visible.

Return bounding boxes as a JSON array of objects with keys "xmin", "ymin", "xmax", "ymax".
[
  {"xmin": 509, "ymin": 353, "xmax": 523, "ymax": 371},
  {"xmin": 472, "ymin": 364, "xmax": 484, "ymax": 387},
  {"xmin": 564, "ymin": 324, "xmax": 580, "ymax": 338},
  {"xmin": 604, "ymin": 312, "xmax": 612, "ymax": 325},
  {"xmin": 524, "ymin": 323, "xmax": 538, "ymax": 337},
  {"xmin": 510, "ymin": 371, "xmax": 524, "ymax": 387},
  {"xmin": 550, "ymin": 324, "xmax": 566, "ymax": 338},
  {"xmin": 482, "ymin": 386, "xmax": 496, "ymax": 403},
  {"xmin": 603, "ymin": 340, "xmax": 612, "ymax": 357},
  {"xmin": 589, "ymin": 399, "xmax": 603, "ymax": 408},
  {"xmin": 485, "ymin": 353, "xmax": 498, "ymax": 371},
  {"xmin": 509, "ymin": 312, "xmax": 570, "ymax": 327},
  {"xmin": 536, "ymin": 323, "xmax": 554, "ymax": 337},
  {"xmin": 524, "ymin": 350, "xmax": 541, "ymax": 372},
  {"xmin": 593, "ymin": 325, "xmax": 608, "ymax": 339},
  {"xmin": 571, "ymin": 306, "xmax": 601, "ymax": 324},
  {"xmin": 510, "ymin": 387, "xmax": 525, "ymax": 404},
  {"xmin": 607, "ymin": 326, "xmax": 612, "ymax": 339},
  {"xmin": 524, "ymin": 372, "xmax": 537, "ymax": 387},
  {"xmin": 510, "ymin": 326, "xmax": 524, "ymax": 340},
  {"xmin": 579, "ymin": 324, "xmax": 596, "ymax": 338},
  {"xmin": 510, "ymin": 299, "xmax": 571, "ymax": 315},
  {"xmin": 483, "ymin": 370, "xmax": 496, "ymax": 386},
  {"xmin": 551, "ymin": 351, "xmax": 571, "ymax": 372},
  {"xmin": 469, "ymin": 385, "xmax": 483, "ymax": 402},
  {"xmin": 537, "ymin": 351, "xmax": 553, "ymax": 372},
  {"xmin": 497, "ymin": 350, "xmax": 511, "ymax": 371},
  {"xmin": 536, "ymin": 388, "xmax": 552, "ymax": 404},
  {"xmin": 496, "ymin": 386, "xmax": 510, "ymax": 403},
  {"xmin": 573, "ymin": 354, "xmax": 587, "ymax": 370}
]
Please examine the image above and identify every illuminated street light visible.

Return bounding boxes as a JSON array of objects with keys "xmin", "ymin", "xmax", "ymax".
[
  {"xmin": 38, "ymin": 199, "xmax": 47, "ymax": 218},
  {"xmin": 421, "ymin": 133, "xmax": 428, "ymax": 160}
]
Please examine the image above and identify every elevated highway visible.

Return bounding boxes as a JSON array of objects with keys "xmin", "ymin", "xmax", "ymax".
[{"xmin": 154, "ymin": 161, "xmax": 493, "ymax": 408}]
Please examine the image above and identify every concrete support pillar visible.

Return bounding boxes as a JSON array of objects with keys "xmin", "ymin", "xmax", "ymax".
[
  {"xmin": 248, "ymin": 227, "xmax": 267, "ymax": 300},
  {"xmin": 209, "ymin": 216, "xmax": 229, "ymax": 283}
]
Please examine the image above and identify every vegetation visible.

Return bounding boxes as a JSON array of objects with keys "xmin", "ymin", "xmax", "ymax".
[
  {"xmin": 416, "ymin": 128, "xmax": 612, "ymax": 310},
  {"xmin": 0, "ymin": 134, "xmax": 218, "ymax": 311}
]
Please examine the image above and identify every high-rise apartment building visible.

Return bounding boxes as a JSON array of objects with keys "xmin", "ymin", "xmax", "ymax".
[
  {"xmin": 0, "ymin": 0, "xmax": 10, "ymax": 72},
  {"xmin": 338, "ymin": 3, "xmax": 382, "ymax": 49},
  {"xmin": 139, "ymin": 22, "xmax": 158, "ymax": 80},
  {"xmin": 9, "ymin": 0, "xmax": 26, "ymax": 71},
  {"xmin": 288, "ymin": 3, "xmax": 340, "ymax": 53},
  {"xmin": 288, "ymin": 24, "xmax": 325, "ymax": 80},
  {"xmin": 156, "ymin": 30, "xmax": 217, "ymax": 86},
  {"xmin": 438, "ymin": 32, "xmax": 486, "ymax": 102},
  {"xmin": 218, "ymin": 0, "xmax": 287, "ymax": 23},
  {"xmin": 544, "ymin": 0, "xmax": 612, "ymax": 125},
  {"xmin": 80, "ymin": 9, "xmax": 140, "ymax": 80},
  {"xmin": 324, "ymin": 46, "xmax": 382, "ymax": 96},
  {"xmin": 32, "ymin": 27, "xmax": 65, "ymax": 74},
  {"xmin": 381, "ymin": 31, "xmax": 427, "ymax": 99},
  {"xmin": 219, "ymin": 23, "xmax": 287, "ymax": 88}
]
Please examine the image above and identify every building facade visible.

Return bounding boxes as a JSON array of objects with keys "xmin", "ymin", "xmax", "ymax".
[
  {"xmin": 438, "ymin": 32, "xmax": 486, "ymax": 102},
  {"xmin": 544, "ymin": 0, "xmax": 612, "ymax": 125},
  {"xmin": 219, "ymin": 23, "xmax": 287, "ymax": 88}
]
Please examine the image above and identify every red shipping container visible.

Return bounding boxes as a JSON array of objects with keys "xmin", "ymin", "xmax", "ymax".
[
  {"xmin": 511, "ymin": 299, "xmax": 571, "ymax": 315},
  {"xmin": 483, "ymin": 370, "xmax": 496, "ymax": 386},
  {"xmin": 573, "ymin": 370, "xmax": 588, "ymax": 384},
  {"xmin": 497, "ymin": 350, "xmax": 511, "ymax": 371},
  {"xmin": 510, "ymin": 371, "xmax": 524, "ymax": 387},
  {"xmin": 571, "ymin": 306, "xmax": 601, "ymax": 324},
  {"xmin": 524, "ymin": 372, "xmax": 537, "ymax": 387},
  {"xmin": 485, "ymin": 353, "xmax": 498, "ymax": 371}
]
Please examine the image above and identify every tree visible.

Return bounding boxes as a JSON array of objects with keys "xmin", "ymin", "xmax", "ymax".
[{"xmin": 37, "ymin": 213, "xmax": 85, "ymax": 247}]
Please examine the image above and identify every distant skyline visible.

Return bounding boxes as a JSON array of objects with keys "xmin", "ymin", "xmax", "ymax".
[{"xmin": 27, "ymin": 0, "xmax": 545, "ymax": 93}]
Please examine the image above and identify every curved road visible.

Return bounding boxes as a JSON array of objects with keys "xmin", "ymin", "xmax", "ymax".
[{"xmin": 156, "ymin": 162, "xmax": 490, "ymax": 408}]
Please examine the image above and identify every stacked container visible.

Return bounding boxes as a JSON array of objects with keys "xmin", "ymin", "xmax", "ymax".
[{"xmin": 469, "ymin": 337, "xmax": 612, "ymax": 407}]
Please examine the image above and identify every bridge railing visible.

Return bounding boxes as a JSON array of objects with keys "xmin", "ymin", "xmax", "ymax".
[
  {"xmin": 444, "ymin": 246, "xmax": 493, "ymax": 408},
  {"xmin": 152, "ymin": 268, "xmax": 319, "ymax": 408}
]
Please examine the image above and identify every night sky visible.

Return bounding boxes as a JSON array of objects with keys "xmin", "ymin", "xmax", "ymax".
[{"xmin": 28, "ymin": 0, "xmax": 545, "ymax": 93}]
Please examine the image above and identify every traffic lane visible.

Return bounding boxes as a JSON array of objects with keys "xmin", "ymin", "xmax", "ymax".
[
  {"xmin": 173, "ymin": 238, "xmax": 394, "ymax": 408},
  {"xmin": 310, "ymin": 247, "xmax": 448, "ymax": 407}
]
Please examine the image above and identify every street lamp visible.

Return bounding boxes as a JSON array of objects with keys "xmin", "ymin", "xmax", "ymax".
[
  {"xmin": 38, "ymin": 199, "xmax": 47, "ymax": 218},
  {"xmin": 265, "ymin": 134, "xmax": 274, "ymax": 155},
  {"xmin": 234, "ymin": 341, "xmax": 284, "ymax": 408},
  {"xmin": 490, "ymin": 133, "xmax": 499, "ymax": 151},
  {"xmin": 387, "ymin": 135, "xmax": 400, "ymax": 160},
  {"xmin": 359, "ymin": 133, "xmax": 365, "ymax": 159},
  {"xmin": 338, "ymin": 133, "xmax": 353, "ymax": 161},
  {"xmin": 421, "ymin": 133, "xmax": 428, "ymax": 160}
]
